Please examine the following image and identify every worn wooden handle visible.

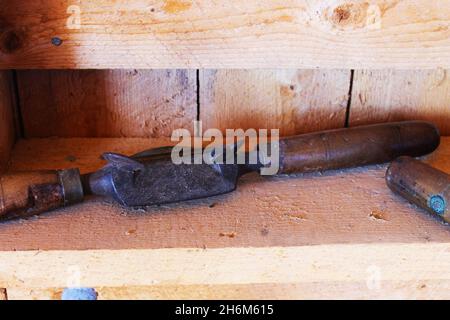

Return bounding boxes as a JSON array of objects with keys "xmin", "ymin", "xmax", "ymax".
[
  {"xmin": 0, "ymin": 169, "xmax": 84, "ymax": 221},
  {"xmin": 386, "ymin": 157, "xmax": 450, "ymax": 223},
  {"xmin": 278, "ymin": 121, "xmax": 440, "ymax": 174}
]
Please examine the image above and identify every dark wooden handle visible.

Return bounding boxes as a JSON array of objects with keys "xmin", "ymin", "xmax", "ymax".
[
  {"xmin": 386, "ymin": 157, "xmax": 449, "ymax": 223},
  {"xmin": 0, "ymin": 169, "xmax": 83, "ymax": 221},
  {"xmin": 278, "ymin": 121, "xmax": 440, "ymax": 174}
]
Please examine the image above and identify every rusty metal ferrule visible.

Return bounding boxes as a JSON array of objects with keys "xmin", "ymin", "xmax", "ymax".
[
  {"xmin": 386, "ymin": 156, "xmax": 450, "ymax": 223},
  {"xmin": 0, "ymin": 169, "xmax": 83, "ymax": 222},
  {"xmin": 58, "ymin": 168, "xmax": 84, "ymax": 206}
]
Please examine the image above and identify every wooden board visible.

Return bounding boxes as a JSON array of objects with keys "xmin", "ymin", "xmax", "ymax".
[
  {"xmin": 349, "ymin": 69, "xmax": 450, "ymax": 135},
  {"xmin": 0, "ymin": 71, "xmax": 15, "ymax": 171},
  {"xmin": 9, "ymin": 281, "xmax": 450, "ymax": 300},
  {"xmin": 1, "ymin": 136, "xmax": 450, "ymax": 299},
  {"xmin": 1, "ymin": 0, "xmax": 450, "ymax": 69},
  {"xmin": 0, "ymin": 137, "xmax": 449, "ymax": 252},
  {"xmin": 2, "ymin": 243, "xmax": 450, "ymax": 300},
  {"xmin": 200, "ymin": 70, "xmax": 351, "ymax": 136},
  {"xmin": 16, "ymin": 70, "xmax": 197, "ymax": 138}
]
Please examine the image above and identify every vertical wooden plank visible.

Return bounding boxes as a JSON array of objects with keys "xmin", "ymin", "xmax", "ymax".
[
  {"xmin": 200, "ymin": 70, "xmax": 351, "ymax": 136},
  {"xmin": 0, "ymin": 71, "xmax": 15, "ymax": 171},
  {"xmin": 349, "ymin": 70, "xmax": 450, "ymax": 135},
  {"xmin": 17, "ymin": 70, "xmax": 197, "ymax": 138}
]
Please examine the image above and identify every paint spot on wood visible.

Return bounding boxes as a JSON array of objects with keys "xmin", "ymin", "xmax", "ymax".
[{"xmin": 163, "ymin": 0, "xmax": 192, "ymax": 14}]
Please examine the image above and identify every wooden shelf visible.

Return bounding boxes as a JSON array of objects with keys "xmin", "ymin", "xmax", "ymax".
[
  {"xmin": 1, "ymin": 137, "xmax": 450, "ymax": 299},
  {"xmin": 1, "ymin": 0, "xmax": 450, "ymax": 69}
]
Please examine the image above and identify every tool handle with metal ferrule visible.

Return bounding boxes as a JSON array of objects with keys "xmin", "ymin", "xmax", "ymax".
[
  {"xmin": 277, "ymin": 121, "xmax": 440, "ymax": 174},
  {"xmin": 386, "ymin": 157, "xmax": 450, "ymax": 223},
  {"xmin": 0, "ymin": 169, "xmax": 84, "ymax": 221}
]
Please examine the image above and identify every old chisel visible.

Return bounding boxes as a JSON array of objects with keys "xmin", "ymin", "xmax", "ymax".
[{"xmin": 0, "ymin": 121, "xmax": 440, "ymax": 221}]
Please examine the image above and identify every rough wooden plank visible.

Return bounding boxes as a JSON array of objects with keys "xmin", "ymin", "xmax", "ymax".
[
  {"xmin": 8, "ymin": 280, "xmax": 450, "ymax": 300},
  {"xmin": 349, "ymin": 70, "xmax": 450, "ymax": 135},
  {"xmin": 0, "ymin": 137, "xmax": 449, "ymax": 251},
  {"xmin": 16, "ymin": 70, "xmax": 196, "ymax": 138},
  {"xmin": 1, "ymin": 1, "xmax": 450, "ymax": 69},
  {"xmin": 200, "ymin": 70, "xmax": 350, "ymax": 136},
  {"xmin": 0, "ymin": 71, "xmax": 15, "ymax": 171},
  {"xmin": 2, "ymin": 243, "xmax": 450, "ymax": 300}
]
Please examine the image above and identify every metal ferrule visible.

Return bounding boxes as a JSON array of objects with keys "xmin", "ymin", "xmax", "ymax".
[{"xmin": 58, "ymin": 168, "xmax": 84, "ymax": 206}]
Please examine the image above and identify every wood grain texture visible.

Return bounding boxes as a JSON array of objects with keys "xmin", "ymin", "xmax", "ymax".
[
  {"xmin": 8, "ymin": 282, "xmax": 450, "ymax": 300},
  {"xmin": 0, "ymin": 71, "xmax": 15, "ymax": 171},
  {"xmin": 1, "ymin": 0, "xmax": 450, "ymax": 69},
  {"xmin": 200, "ymin": 70, "xmax": 351, "ymax": 136},
  {"xmin": 16, "ymin": 70, "xmax": 197, "ymax": 138},
  {"xmin": 0, "ymin": 137, "xmax": 449, "ymax": 251},
  {"xmin": 349, "ymin": 69, "xmax": 450, "ymax": 135},
  {"xmin": 2, "ymin": 243, "xmax": 450, "ymax": 299}
]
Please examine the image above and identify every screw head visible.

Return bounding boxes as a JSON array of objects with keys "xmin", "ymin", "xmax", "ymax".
[
  {"xmin": 51, "ymin": 37, "xmax": 63, "ymax": 46},
  {"xmin": 429, "ymin": 195, "xmax": 446, "ymax": 215}
]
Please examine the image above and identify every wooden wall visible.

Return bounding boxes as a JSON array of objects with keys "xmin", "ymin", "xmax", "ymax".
[
  {"xmin": 350, "ymin": 70, "xmax": 450, "ymax": 135},
  {"xmin": 200, "ymin": 70, "xmax": 351, "ymax": 136},
  {"xmin": 12, "ymin": 69, "xmax": 450, "ymax": 138},
  {"xmin": 16, "ymin": 70, "xmax": 197, "ymax": 138},
  {"xmin": 0, "ymin": 71, "xmax": 15, "ymax": 170}
]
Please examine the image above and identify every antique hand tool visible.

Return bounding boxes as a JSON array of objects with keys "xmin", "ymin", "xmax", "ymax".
[
  {"xmin": 386, "ymin": 156, "xmax": 449, "ymax": 223},
  {"xmin": 0, "ymin": 121, "xmax": 440, "ymax": 222}
]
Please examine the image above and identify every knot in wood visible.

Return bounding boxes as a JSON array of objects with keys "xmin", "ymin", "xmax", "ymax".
[{"xmin": 330, "ymin": 2, "xmax": 370, "ymax": 29}]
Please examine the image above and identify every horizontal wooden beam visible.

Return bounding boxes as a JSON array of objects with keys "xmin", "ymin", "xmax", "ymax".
[
  {"xmin": 1, "ymin": 0, "xmax": 450, "ymax": 69},
  {"xmin": 2, "ymin": 243, "xmax": 450, "ymax": 299},
  {"xmin": 10, "ymin": 281, "xmax": 450, "ymax": 300}
]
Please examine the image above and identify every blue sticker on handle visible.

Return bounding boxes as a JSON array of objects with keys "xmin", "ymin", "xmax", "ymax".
[{"xmin": 429, "ymin": 195, "xmax": 446, "ymax": 215}]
